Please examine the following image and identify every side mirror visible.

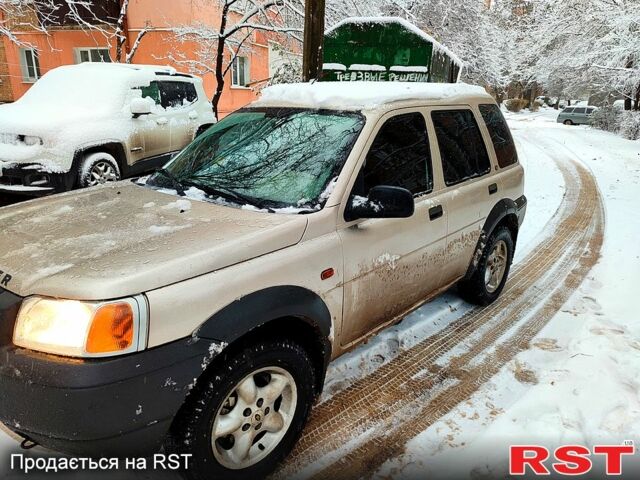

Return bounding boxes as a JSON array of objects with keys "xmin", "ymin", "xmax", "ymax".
[
  {"xmin": 130, "ymin": 97, "xmax": 152, "ymax": 118},
  {"xmin": 345, "ymin": 185, "xmax": 415, "ymax": 222}
]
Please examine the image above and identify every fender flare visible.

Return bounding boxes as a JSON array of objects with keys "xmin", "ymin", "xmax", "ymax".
[
  {"xmin": 463, "ymin": 198, "xmax": 520, "ymax": 280},
  {"xmin": 195, "ymin": 286, "xmax": 333, "ymax": 387}
]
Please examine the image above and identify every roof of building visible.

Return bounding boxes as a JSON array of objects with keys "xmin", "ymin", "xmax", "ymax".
[{"xmin": 253, "ymin": 81, "xmax": 492, "ymax": 111}]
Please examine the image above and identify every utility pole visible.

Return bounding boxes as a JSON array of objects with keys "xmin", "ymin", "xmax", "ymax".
[{"xmin": 302, "ymin": 0, "xmax": 325, "ymax": 82}]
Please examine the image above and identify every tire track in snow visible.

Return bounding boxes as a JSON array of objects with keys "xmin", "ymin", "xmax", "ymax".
[{"xmin": 276, "ymin": 155, "xmax": 604, "ymax": 480}]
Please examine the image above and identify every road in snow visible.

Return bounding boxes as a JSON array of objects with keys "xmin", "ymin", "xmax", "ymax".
[{"xmin": 0, "ymin": 108, "xmax": 638, "ymax": 479}]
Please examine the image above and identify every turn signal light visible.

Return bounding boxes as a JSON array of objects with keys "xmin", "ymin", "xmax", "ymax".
[{"xmin": 86, "ymin": 303, "xmax": 134, "ymax": 354}]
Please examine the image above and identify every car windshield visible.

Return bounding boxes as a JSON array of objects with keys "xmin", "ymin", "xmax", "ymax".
[{"xmin": 146, "ymin": 107, "xmax": 365, "ymax": 211}]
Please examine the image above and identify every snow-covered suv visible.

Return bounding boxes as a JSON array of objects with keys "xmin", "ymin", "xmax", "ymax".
[
  {"xmin": 0, "ymin": 82, "xmax": 526, "ymax": 479},
  {"xmin": 0, "ymin": 63, "xmax": 215, "ymax": 195}
]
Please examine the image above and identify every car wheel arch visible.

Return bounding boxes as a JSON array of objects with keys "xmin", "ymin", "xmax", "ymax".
[
  {"xmin": 195, "ymin": 285, "xmax": 333, "ymax": 395},
  {"xmin": 463, "ymin": 199, "xmax": 519, "ymax": 280},
  {"xmin": 74, "ymin": 142, "xmax": 128, "ymax": 184}
]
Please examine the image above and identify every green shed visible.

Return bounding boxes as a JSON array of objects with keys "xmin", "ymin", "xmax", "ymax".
[{"xmin": 322, "ymin": 17, "xmax": 463, "ymax": 83}]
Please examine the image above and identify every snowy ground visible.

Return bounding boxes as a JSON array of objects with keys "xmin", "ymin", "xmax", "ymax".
[{"xmin": 0, "ymin": 108, "xmax": 638, "ymax": 478}]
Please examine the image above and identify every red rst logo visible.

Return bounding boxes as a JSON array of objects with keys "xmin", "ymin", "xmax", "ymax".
[{"xmin": 509, "ymin": 443, "xmax": 635, "ymax": 476}]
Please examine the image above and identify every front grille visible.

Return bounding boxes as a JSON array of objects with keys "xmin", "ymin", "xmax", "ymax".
[{"xmin": 0, "ymin": 287, "xmax": 22, "ymax": 346}]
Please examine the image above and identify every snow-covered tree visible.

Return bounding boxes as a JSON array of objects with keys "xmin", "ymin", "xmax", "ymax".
[
  {"xmin": 170, "ymin": 0, "xmax": 305, "ymax": 119},
  {"xmin": 0, "ymin": 0, "xmax": 148, "ymax": 63}
]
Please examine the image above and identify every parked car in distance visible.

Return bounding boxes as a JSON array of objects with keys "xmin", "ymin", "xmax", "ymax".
[
  {"xmin": 0, "ymin": 82, "xmax": 526, "ymax": 479},
  {"xmin": 557, "ymin": 105, "xmax": 598, "ymax": 125},
  {"xmin": 0, "ymin": 63, "xmax": 215, "ymax": 196}
]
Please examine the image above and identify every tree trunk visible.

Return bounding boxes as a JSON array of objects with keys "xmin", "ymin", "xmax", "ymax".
[
  {"xmin": 211, "ymin": 3, "xmax": 230, "ymax": 120},
  {"xmin": 302, "ymin": 0, "xmax": 326, "ymax": 81},
  {"xmin": 624, "ymin": 59, "xmax": 633, "ymax": 110},
  {"xmin": 634, "ymin": 83, "xmax": 639, "ymax": 111}
]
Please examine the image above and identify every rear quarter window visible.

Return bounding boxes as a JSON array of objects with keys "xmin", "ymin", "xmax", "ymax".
[
  {"xmin": 479, "ymin": 104, "xmax": 518, "ymax": 168},
  {"xmin": 431, "ymin": 109, "xmax": 491, "ymax": 186}
]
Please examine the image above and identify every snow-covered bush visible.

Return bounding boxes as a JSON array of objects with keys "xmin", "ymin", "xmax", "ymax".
[
  {"xmin": 505, "ymin": 99, "xmax": 529, "ymax": 112},
  {"xmin": 529, "ymin": 99, "xmax": 543, "ymax": 112},
  {"xmin": 620, "ymin": 111, "xmax": 640, "ymax": 140},
  {"xmin": 591, "ymin": 106, "xmax": 621, "ymax": 133}
]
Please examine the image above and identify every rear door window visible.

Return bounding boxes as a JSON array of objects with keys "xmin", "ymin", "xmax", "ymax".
[
  {"xmin": 574, "ymin": 108, "xmax": 586, "ymax": 114},
  {"xmin": 158, "ymin": 81, "xmax": 198, "ymax": 109},
  {"xmin": 358, "ymin": 112, "xmax": 433, "ymax": 197},
  {"xmin": 479, "ymin": 104, "xmax": 518, "ymax": 168},
  {"xmin": 431, "ymin": 109, "xmax": 491, "ymax": 186}
]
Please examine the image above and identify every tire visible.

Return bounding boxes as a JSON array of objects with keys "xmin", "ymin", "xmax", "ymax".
[
  {"xmin": 458, "ymin": 226, "xmax": 514, "ymax": 306},
  {"xmin": 78, "ymin": 152, "xmax": 121, "ymax": 188},
  {"xmin": 563, "ymin": 119, "xmax": 573, "ymax": 125},
  {"xmin": 169, "ymin": 338, "xmax": 316, "ymax": 480}
]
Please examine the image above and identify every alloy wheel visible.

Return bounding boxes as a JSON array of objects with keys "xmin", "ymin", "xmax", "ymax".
[
  {"xmin": 88, "ymin": 161, "xmax": 119, "ymax": 186},
  {"xmin": 211, "ymin": 366, "xmax": 297, "ymax": 469},
  {"xmin": 484, "ymin": 239, "xmax": 508, "ymax": 294}
]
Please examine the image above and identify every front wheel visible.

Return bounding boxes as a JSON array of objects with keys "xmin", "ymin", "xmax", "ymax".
[
  {"xmin": 78, "ymin": 152, "xmax": 121, "ymax": 188},
  {"xmin": 459, "ymin": 226, "xmax": 514, "ymax": 305},
  {"xmin": 169, "ymin": 339, "xmax": 316, "ymax": 480},
  {"xmin": 563, "ymin": 119, "xmax": 574, "ymax": 126}
]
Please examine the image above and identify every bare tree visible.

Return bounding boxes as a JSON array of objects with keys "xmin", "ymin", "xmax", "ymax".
[
  {"xmin": 169, "ymin": 0, "xmax": 305, "ymax": 119},
  {"xmin": 1, "ymin": 0, "xmax": 149, "ymax": 63}
]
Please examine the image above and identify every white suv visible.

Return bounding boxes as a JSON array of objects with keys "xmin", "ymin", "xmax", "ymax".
[
  {"xmin": 0, "ymin": 63, "xmax": 215, "ymax": 195},
  {"xmin": 0, "ymin": 82, "xmax": 525, "ymax": 478}
]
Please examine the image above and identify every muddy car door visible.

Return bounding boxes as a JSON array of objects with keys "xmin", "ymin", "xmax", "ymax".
[
  {"xmin": 157, "ymin": 80, "xmax": 200, "ymax": 150},
  {"xmin": 129, "ymin": 81, "xmax": 173, "ymax": 164},
  {"xmin": 338, "ymin": 110, "xmax": 448, "ymax": 347},
  {"xmin": 428, "ymin": 107, "xmax": 496, "ymax": 285}
]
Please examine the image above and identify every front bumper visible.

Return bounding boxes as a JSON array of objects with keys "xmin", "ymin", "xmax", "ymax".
[
  {"xmin": 0, "ymin": 163, "xmax": 75, "ymax": 196},
  {"xmin": 0, "ymin": 288, "xmax": 225, "ymax": 457}
]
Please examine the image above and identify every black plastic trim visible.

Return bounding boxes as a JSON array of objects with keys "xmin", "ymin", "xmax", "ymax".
[{"xmin": 0, "ymin": 336, "xmax": 224, "ymax": 456}]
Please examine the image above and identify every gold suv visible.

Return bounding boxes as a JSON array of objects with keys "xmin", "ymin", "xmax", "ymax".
[{"xmin": 0, "ymin": 82, "xmax": 525, "ymax": 479}]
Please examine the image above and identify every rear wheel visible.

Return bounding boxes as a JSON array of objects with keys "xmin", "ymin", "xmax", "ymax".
[
  {"xmin": 170, "ymin": 339, "xmax": 316, "ymax": 480},
  {"xmin": 78, "ymin": 152, "xmax": 121, "ymax": 188},
  {"xmin": 459, "ymin": 226, "xmax": 514, "ymax": 305}
]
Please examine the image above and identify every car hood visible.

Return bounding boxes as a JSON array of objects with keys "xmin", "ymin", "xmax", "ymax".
[{"xmin": 0, "ymin": 182, "xmax": 308, "ymax": 300}]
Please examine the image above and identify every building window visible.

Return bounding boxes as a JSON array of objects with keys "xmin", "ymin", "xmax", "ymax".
[
  {"xmin": 20, "ymin": 48, "xmax": 41, "ymax": 82},
  {"xmin": 76, "ymin": 48, "xmax": 111, "ymax": 63},
  {"xmin": 231, "ymin": 56, "xmax": 249, "ymax": 87}
]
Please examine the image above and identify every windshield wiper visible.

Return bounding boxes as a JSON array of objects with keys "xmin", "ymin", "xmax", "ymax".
[
  {"xmin": 154, "ymin": 168, "xmax": 186, "ymax": 196},
  {"xmin": 183, "ymin": 181, "xmax": 275, "ymax": 213}
]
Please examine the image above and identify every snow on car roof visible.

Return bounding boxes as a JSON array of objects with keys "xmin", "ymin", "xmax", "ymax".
[
  {"xmin": 325, "ymin": 16, "xmax": 464, "ymax": 67},
  {"xmin": 254, "ymin": 82, "xmax": 492, "ymax": 111},
  {"xmin": 74, "ymin": 62, "xmax": 191, "ymax": 77}
]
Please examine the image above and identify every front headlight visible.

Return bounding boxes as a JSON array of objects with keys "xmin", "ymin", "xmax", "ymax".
[
  {"xmin": 13, "ymin": 295, "xmax": 148, "ymax": 358},
  {"xmin": 22, "ymin": 135, "xmax": 42, "ymax": 146}
]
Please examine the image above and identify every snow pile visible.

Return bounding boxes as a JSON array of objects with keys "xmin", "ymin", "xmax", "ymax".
[{"xmin": 256, "ymin": 82, "xmax": 490, "ymax": 111}]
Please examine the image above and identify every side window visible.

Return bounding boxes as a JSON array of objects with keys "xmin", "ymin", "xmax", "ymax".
[
  {"xmin": 158, "ymin": 81, "xmax": 198, "ymax": 109},
  {"xmin": 431, "ymin": 109, "xmax": 491, "ymax": 186},
  {"xmin": 586, "ymin": 108, "xmax": 595, "ymax": 114},
  {"xmin": 359, "ymin": 113, "xmax": 432, "ymax": 197},
  {"xmin": 574, "ymin": 107, "xmax": 586, "ymax": 114},
  {"xmin": 564, "ymin": 108, "xmax": 575, "ymax": 113},
  {"xmin": 140, "ymin": 81, "xmax": 161, "ymax": 105},
  {"xmin": 479, "ymin": 104, "xmax": 518, "ymax": 168}
]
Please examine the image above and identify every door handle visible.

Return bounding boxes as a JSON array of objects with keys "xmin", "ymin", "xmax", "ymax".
[
  {"xmin": 429, "ymin": 205, "xmax": 443, "ymax": 221},
  {"xmin": 488, "ymin": 183, "xmax": 498, "ymax": 195}
]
